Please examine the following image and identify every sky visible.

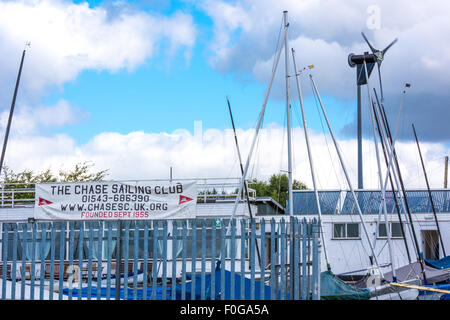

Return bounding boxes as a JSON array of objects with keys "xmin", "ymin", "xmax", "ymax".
[{"xmin": 0, "ymin": 0, "xmax": 449, "ymax": 189}]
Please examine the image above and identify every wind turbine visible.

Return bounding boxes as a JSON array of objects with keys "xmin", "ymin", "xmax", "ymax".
[
  {"xmin": 348, "ymin": 32, "xmax": 397, "ymax": 188},
  {"xmin": 360, "ymin": 32, "xmax": 397, "ymax": 102}
]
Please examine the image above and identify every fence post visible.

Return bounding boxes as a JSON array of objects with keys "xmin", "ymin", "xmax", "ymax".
[
  {"xmin": 114, "ymin": 220, "xmax": 123, "ymax": 300},
  {"xmin": 49, "ymin": 223, "xmax": 56, "ymax": 300},
  {"xmin": 68, "ymin": 222, "xmax": 74, "ymax": 300},
  {"xmin": 133, "ymin": 222, "xmax": 139, "ymax": 300},
  {"xmin": 250, "ymin": 218, "xmax": 256, "ymax": 300},
  {"xmin": 210, "ymin": 220, "xmax": 216, "ymax": 300},
  {"xmin": 220, "ymin": 220, "xmax": 225, "ymax": 300},
  {"xmin": 58, "ymin": 222, "xmax": 66, "ymax": 301},
  {"xmin": 171, "ymin": 220, "xmax": 177, "ymax": 301},
  {"xmin": 20, "ymin": 223, "xmax": 27, "ymax": 300},
  {"xmin": 270, "ymin": 218, "xmax": 275, "ymax": 300},
  {"xmin": 293, "ymin": 217, "xmax": 300, "ymax": 300},
  {"xmin": 240, "ymin": 219, "xmax": 246, "ymax": 300},
  {"xmin": 162, "ymin": 220, "xmax": 168, "ymax": 300},
  {"xmin": 97, "ymin": 221, "xmax": 103, "ymax": 301},
  {"xmin": 106, "ymin": 221, "xmax": 113, "ymax": 300},
  {"xmin": 280, "ymin": 219, "xmax": 286, "ymax": 300},
  {"xmin": 181, "ymin": 220, "xmax": 187, "ymax": 300},
  {"xmin": 143, "ymin": 220, "xmax": 149, "ymax": 300},
  {"xmin": 230, "ymin": 218, "xmax": 236, "ymax": 300},
  {"xmin": 191, "ymin": 220, "xmax": 197, "ymax": 300},
  {"xmin": 30, "ymin": 222, "xmax": 36, "ymax": 300},
  {"xmin": 301, "ymin": 219, "xmax": 307, "ymax": 300},
  {"xmin": 151, "ymin": 221, "xmax": 159, "ymax": 300},
  {"xmin": 40, "ymin": 223, "xmax": 47, "ymax": 300},
  {"xmin": 260, "ymin": 219, "xmax": 266, "ymax": 300},
  {"xmin": 201, "ymin": 219, "xmax": 206, "ymax": 300}
]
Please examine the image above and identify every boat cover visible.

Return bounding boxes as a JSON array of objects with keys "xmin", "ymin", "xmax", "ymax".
[
  {"xmin": 63, "ymin": 285, "xmax": 171, "ymax": 299},
  {"xmin": 383, "ymin": 261, "xmax": 450, "ymax": 284},
  {"xmin": 423, "ymin": 256, "xmax": 450, "ymax": 270},
  {"xmin": 320, "ymin": 271, "xmax": 370, "ymax": 300},
  {"xmin": 176, "ymin": 265, "xmax": 275, "ymax": 300}
]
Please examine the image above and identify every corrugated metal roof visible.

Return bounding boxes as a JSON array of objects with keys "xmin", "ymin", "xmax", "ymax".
[
  {"xmin": 289, "ymin": 191, "xmax": 341, "ymax": 215},
  {"xmin": 293, "ymin": 189, "xmax": 450, "ymax": 215}
]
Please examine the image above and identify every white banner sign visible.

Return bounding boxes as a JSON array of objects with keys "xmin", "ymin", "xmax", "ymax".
[{"xmin": 34, "ymin": 181, "xmax": 197, "ymax": 220}]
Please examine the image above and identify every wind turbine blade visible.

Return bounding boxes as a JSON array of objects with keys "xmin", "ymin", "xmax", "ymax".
[
  {"xmin": 382, "ymin": 38, "xmax": 398, "ymax": 54},
  {"xmin": 361, "ymin": 32, "xmax": 377, "ymax": 53}
]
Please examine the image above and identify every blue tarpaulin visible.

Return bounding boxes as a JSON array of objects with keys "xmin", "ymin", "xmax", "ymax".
[
  {"xmin": 63, "ymin": 285, "xmax": 171, "ymax": 300},
  {"xmin": 175, "ymin": 263, "xmax": 274, "ymax": 300},
  {"xmin": 424, "ymin": 256, "xmax": 450, "ymax": 270}
]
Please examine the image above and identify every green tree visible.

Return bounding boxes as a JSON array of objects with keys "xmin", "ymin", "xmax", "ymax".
[
  {"xmin": 1, "ymin": 162, "xmax": 109, "ymax": 204},
  {"xmin": 248, "ymin": 173, "xmax": 308, "ymax": 208}
]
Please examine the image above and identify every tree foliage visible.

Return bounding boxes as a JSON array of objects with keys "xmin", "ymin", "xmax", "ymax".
[
  {"xmin": 0, "ymin": 162, "xmax": 109, "ymax": 203},
  {"xmin": 248, "ymin": 173, "xmax": 308, "ymax": 208}
]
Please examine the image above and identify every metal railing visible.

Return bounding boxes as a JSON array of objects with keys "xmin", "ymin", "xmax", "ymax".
[
  {"xmin": 0, "ymin": 217, "xmax": 321, "ymax": 300},
  {"xmin": 0, "ymin": 178, "xmax": 257, "ymax": 208}
]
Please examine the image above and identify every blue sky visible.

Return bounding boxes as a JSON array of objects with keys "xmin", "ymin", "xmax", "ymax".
[
  {"xmin": 0, "ymin": 0, "xmax": 448, "ymax": 187},
  {"xmin": 35, "ymin": 0, "xmax": 356, "ymax": 144}
]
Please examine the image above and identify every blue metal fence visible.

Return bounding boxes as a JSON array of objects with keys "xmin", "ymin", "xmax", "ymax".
[{"xmin": 0, "ymin": 217, "xmax": 320, "ymax": 300}]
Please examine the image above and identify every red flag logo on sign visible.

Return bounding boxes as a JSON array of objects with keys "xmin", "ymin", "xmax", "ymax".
[
  {"xmin": 38, "ymin": 197, "xmax": 53, "ymax": 206},
  {"xmin": 179, "ymin": 195, "xmax": 194, "ymax": 205}
]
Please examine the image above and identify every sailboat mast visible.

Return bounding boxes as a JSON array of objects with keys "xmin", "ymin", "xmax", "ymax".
[
  {"xmin": 283, "ymin": 11, "xmax": 294, "ymax": 216},
  {"xmin": 412, "ymin": 124, "xmax": 447, "ymax": 257},
  {"xmin": 228, "ymin": 23, "xmax": 287, "ymax": 223},
  {"xmin": 362, "ymin": 61, "xmax": 396, "ymax": 280},
  {"xmin": 291, "ymin": 48, "xmax": 330, "ymax": 270},
  {"xmin": 377, "ymin": 93, "xmax": 428, "ymax": 282},
  {"xmin": 226, "ymin": 97, "xmax": 262, "ymax": 266},
  {"xmin": 371, "ymin": 96, "xmax": 412, "ymax": 263},
  {"xmin": 0, "ymin": 48, "xmax": 27, "ymax": 177}
]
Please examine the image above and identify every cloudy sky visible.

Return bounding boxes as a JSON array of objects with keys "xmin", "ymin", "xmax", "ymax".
[{"xmin": 0, "ymin": 0, "xmax": 449, "ymax": 189}]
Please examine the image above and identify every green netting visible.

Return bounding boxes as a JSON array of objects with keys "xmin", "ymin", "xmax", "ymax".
[{"xmin": 320, "ymin": 271, "xmax": 371, "ymax": 300}]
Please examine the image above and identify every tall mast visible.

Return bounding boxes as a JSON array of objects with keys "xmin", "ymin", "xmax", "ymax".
[
  {"xmin": 363, "ymin": 61, "xmax": 396, "ymax": 280},
  {"xmin": 283, "ymin": 11, "xmax": 294, "ymax": 216},
  {"xmin": 412, "ymin": 124, "xmax": 446, "ymax": 257},
  {"xmin": 0, "ymin": 47, "xmax": 27, "ymax": 178},
  {"xmin": 291, "ymin": 49, "xmax": 330, "ymax": 270},
  {"xmin": 228, "ymin": 22, "xmax": 287, "ymax": 223},
  {"xmin": 226, "ymin": 97, "xmax": 262, "ymax": 266},
  {"xmin": 357, "ymin": 85, "xmax": 363, "ymax": 189}
]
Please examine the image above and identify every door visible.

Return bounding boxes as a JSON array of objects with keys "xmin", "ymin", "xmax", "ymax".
[{"xmin": 422, "ymin": 230, "xmax": 439, "ymax": 260}]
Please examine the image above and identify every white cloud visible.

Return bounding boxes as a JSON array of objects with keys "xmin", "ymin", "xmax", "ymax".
[
  {"xmin": 0, "ymin": 0, "xmax": 197, "ymax": 100},
  {"xmin": 3, "ymin": 124, "xmax": 448, "ymax": 191},
  {"xmin": 200, "ymin": 0, "xmax": 450, "ymax": 101},
  {"xmin": 0, "ymin": 99, "xmax": 88, "ymax": 136}
]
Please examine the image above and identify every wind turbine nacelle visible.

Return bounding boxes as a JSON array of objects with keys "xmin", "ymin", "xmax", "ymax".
[
  {"xmin": 348, "ymin": 53, "xmax": 378, "ymax": 67},
  {"xmin": 348, "ymin": 53, "xmax": 377, "ymax": 85}
]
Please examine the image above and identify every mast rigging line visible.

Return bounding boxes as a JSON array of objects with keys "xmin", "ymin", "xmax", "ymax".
[
  {"xmin": 227, "ymin": 22, "xmax": 288, "ymax": 233},
  {"xmin": 412, "ymin": 123, "xmax": 447, "ymax": 257},
  {"xmin": 226, "ymin": 97, "xmax": 262, "ymax": 268},
  {"xmin": 372, "ymin": 89, "xmax": 412, "ymax": 263},
  {"xmin": 375, "ymin": 89, "xmax": 428, "ymax": 284},
  {"xmin": 363, "ymin": 60, "xmax": 397, "ymax": 281},
  {"xmin": 371, "ymin": 99, "xmax": 412, "ymax": 263},
  {"xmin": 291, "ymin": 48, "xmax": 330, "ymax": 271},
  {"xmin": 309, "ymin": 73, "xmax": 383, "ymax": 276}
]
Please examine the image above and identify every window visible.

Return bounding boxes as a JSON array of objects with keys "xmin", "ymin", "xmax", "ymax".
[
  {"xmin": 332, "ymin": 223, "xmax": 360, "ymax": 239},
  {"xmin": 378, "ymin": 222, "xmax": 404, "ymax": 238}
]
